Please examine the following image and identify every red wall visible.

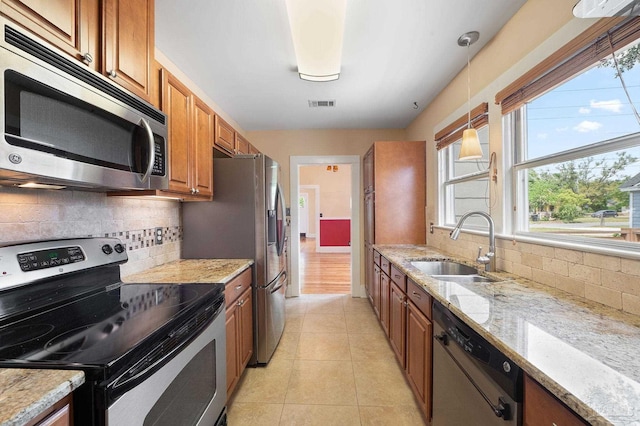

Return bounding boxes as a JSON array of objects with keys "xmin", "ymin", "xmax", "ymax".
[{"xmin": 319, "ymin": 219, "xmax": 350, "ymax": 246}]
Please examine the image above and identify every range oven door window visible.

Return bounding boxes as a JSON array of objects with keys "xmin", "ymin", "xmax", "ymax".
[{"xmin": 143, "ymin": 341, "xmax": 216, "ymax": 425}]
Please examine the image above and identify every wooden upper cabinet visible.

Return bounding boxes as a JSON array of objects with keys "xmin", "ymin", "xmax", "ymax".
[
  {"xmin": 215, "ymin": 115, "xmax": 236, "ymax": 156},
  {"xmin": 235, "ymin": 133, "xmax": 250, "ymax": 155},
  {"xmin": 248, "ymin": 143, "xmax": 260, "ymax": 155},
  {"xmin": 192, "ymin": 95, "xmax": 213, "ymax": 198},
  {"xmin": 1, "ymin": 0, "xmax": 99, "ymax": 70},
  {"xmin": 103, "ymin": 0, "xmax": 154, "ymax": 100},
  {"xmin": 162, "ymin": 69, "xmax": 191, "ymax": 195}
]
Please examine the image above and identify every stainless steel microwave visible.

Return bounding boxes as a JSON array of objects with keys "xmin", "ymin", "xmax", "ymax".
[{"xmin": 0, "ymin": 18, "xmax": 168, "ymax": 191}]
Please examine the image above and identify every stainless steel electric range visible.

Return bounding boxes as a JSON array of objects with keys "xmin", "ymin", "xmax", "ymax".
[{"xmin": 0, "ymin": 237, "xmax": 227, "ymax": 426}]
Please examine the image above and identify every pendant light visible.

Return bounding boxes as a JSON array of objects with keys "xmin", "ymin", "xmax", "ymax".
[{"xmin": 457, "ymin": 31, "xmax": 483, "ymax": 160}]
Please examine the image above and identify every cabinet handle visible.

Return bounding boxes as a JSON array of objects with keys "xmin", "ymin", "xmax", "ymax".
[
  {"xmin": 108, "ymin": 70, "xmax": 117, "ymax": 79},
  {"xmin": 412, "ymin": 291, "xmax": 422, "ymax": 299},
  {"xmin": 195, "ymin": 189, "xmax": 200, "ymax": 194},
  {"xmin": 235, "ymin": 285, "xmax": 243, "ymax": 290},
  {"xmin": 81, "ymin": 52, "xmax": 93, "ymax": 64}
]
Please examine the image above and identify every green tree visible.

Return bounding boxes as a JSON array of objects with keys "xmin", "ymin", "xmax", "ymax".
[
  {"xmin": 551, "ymin": 189, "xmax": 589, "ymax": 222},
  {"xmin": 600, "ymin": 45, "xmax": 640, "ymax": 76}
]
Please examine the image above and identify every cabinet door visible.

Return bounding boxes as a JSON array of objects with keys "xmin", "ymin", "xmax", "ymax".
[
  {"xmin": 225, "ymin": 305, "xmax": 239, "ymax": 398},
  {"xmin": 524, "ymin": 374, "xmax": 587, "ymax": 426},
  {"xmin": 380, "ymin": 271, "xmax": 390, "ymax": 336},
  {"xmin": 363, "ymin": 146, "xmax": 374, "ymax": 193},
  {"xmin": 406, "ymin": 300, "xmax": 432, "ymax": 416},
  {"xmin": 365, "ymin": 244, "xmax": 374, "ymax": 303},
  {"xmin": 248, "ymin": 143, "xmax": 260, "ymax": 155},
  {"xmin": 239, "ymin": 288, "xmax": 253, "ymax": 369},
  {"xmin": 162, "ymin": 70, "xmax": 192, "ymax": 194},
  {"xmin": 103, "ymin": 0, "xmax": 153, "ymax": 100},
  {"xmin": 364, "ymin": 193, "xmax": 374, "ymax": 245},
  {"xmin": 192, "ymin": 96, "xmax": 214, "ymax": 198},
  {"xmin": 389, "ymin": 282, "xmax": 406, "ymax": 367},
  {"xmin": 214, "ymin": 115, "xmax": 235, "ymax": 155},
  {"xmin": 1, "ymin": 0, "xmax": 99, "ymax": 70},
  {"xmin": 235, "ymin": 134, "xmax": 250, "ymax": 155},
  {"xmin": 372, "ymin": 264, "xmax": 381, "ymax": 319}
]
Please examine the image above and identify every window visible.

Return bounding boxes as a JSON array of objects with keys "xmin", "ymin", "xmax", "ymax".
[
  {"xmin": 506, "ymin": 20, "xmax": 640, "ymax": 246},
  {"xmin": 438, "ymin": 108, "xmax": 493, "ymax": 229}
]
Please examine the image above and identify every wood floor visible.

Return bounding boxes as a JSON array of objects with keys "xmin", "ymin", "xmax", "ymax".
[{"xmin": 299, "ymin": 237, "xmax": 351, "ymax": 294}]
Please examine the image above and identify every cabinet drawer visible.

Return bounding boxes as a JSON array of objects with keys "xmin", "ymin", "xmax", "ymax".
[
  {"xmin": 380, "ymin": 255, "xmax": 391, "ymax": 276},
  {"xmin": 373, "ymin": 250, "xmax": 381, "ymax": 266},
  {"xmin": 524, "ymin": 374, "xmax": 587, "ymax": 426},
  {"xmin": 215, "ymin": 115, "xmax": 235, "ymax": 155},
  {"xmin": 225, "ymin": 267, "xmax": 252, "ymax": 306},
  {"xmin": 390, "ymin": 264, "xmax": 406, "ymax": 292},
  {"xmin": 407, "ymin": 278, "xmax": 431, "ymax": 319}
]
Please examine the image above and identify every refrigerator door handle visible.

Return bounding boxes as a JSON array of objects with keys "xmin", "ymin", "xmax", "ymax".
[
  {"xmin": 276, "ymin": 184, "xmax": 287, "ymax": 256},
  {"xmin": 270, "ymin": 271, "xmax": 287, "ymax": 293}
]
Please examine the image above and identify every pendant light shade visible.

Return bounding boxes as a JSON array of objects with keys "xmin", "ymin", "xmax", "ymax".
[
  {"xmin": 457, "ymin": 31, "xmax": 483, "ymax": 161},
  {"xmin": 459, "ymin": 128, "xmax": 483, "ymax": 160}
]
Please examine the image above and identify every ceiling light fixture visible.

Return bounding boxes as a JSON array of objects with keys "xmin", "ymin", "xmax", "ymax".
[
  {"xmin": 457, "ymin": 31, "xmax": 483, "ymax": 161},
  {"xmin": 285, "ymin": 0, "xmax": 346, "ymax": 82}
]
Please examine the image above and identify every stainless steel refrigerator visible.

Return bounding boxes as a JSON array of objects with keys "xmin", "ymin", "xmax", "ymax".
[{"xmin": 182, "ymin": 154, "xmax": 287, "ymax": 365}]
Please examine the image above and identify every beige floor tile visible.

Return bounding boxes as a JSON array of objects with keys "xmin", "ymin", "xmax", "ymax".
[
  {"xmin": 284, "ymin": 314, "xmax": 304, "ymax": 332},
  {"xmin": 343, "ymin": 296, "xmax": 375, "ymax": 314},
  {"xmin": 280, "ymin": 404, "xmax": 361, "ymax": 426},
  {"xmin": 352, "ymin": 360, "xmax": 416, "ymax": 406},
  {"xmin": 348, "ymin": 332, "xmax": 396, "ymax": 361},
  {"xmin": 305, "ymin": 296, "xmax": 347, "ymax": 315},
  {"xmin": 271, "ymin": 330, "xmax": 301, "ymax": 360},
  {"xmin": 301, "ymin": 313, "xmax": 347, "ymax": 333},
  {"xmin": 232, "ymin": 358, "xmax": 294, "ymax": 403},
  {"xmin": 227, "ymin": 402, "xmax": 283, "ymax": 426},
  {"xmin": 345, "ymin": 312, "xmax": 385, "ymax": 334},
  {"xmin": 285, "ymin": 297, "xmax": 308, "ymax": 314},
  {"xmin": 285, "ymin": 360, "xmax": 357, "ymax": 405},
  {"xmin": 296, "ymin": 332, "xmax": 351, "ymax": 361},
  {"xmin": 359, "ymin": 405, "xmax": 427, "ymax": 426}
]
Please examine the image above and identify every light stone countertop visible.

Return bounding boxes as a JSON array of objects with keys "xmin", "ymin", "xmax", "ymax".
[
  {"xmin": 0, "ymin": 369, "xmax": 84, "ymax": 426},
  {"xmin": 375, "ymin": 244, "xmax": 640, "ymax": 426},
  {"xmin": 122, "ymin": 259, "xmax": 253, "ymax": 284}
]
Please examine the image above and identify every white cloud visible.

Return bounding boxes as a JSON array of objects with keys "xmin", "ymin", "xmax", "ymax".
[
  {"xmin": 590, "ymin": 99, "xmax": 623, "ymax": 113},
  {"xmin": 579, "ymin": 107, "xmax": 591, "ymax": 114},
  {"xmin": 574, "ymin": 120, "xmax": 603, "ymax": 133},
  {"xmin": 538, "ymin": 133, "xmax": 548, "ymax": 140}
]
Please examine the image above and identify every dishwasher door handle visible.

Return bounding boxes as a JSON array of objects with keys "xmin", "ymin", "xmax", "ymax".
[{"xmin": 437, "ymin": 334, "xmax": 512, "ymax": 421}]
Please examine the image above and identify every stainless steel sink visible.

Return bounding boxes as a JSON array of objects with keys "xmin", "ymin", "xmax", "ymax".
[
  {"xmin": 410, "ymin": 261, "xmax": 478, "ymax": 276},
  {"xmin": 410, "ymin": 261, "xmax": 496, "ymax": 283}
]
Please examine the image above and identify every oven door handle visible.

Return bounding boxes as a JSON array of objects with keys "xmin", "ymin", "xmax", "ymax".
[
  {"xmin": 435, "ymin": 332, "xmax": 512, "ymax": 420},
  {"xmin": 105, "ymin": 302, "xmax": 224, "ymax": 400}
]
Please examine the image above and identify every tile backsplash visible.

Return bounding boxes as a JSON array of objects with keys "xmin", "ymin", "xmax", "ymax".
[
  {"xmin": 429, "ymin": 228, "xmax": 640, "ymax": 317},
  {"xmin": 0, "ymin": 187, "xmax": 182, "ymax": 277}
]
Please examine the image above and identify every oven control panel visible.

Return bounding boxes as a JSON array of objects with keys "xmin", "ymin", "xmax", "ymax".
[
  {"xmin": 17, "ymin": 246, "xmax": 86, "ymax": 272},
  {"xmin": 0, "ymin": 237, "xmax": 128, "ymax": 291}
]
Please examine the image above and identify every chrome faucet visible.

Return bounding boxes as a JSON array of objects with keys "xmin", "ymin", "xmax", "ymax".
[{"xmin": 449, "ymin": 211, "xmax": 496, "ymax": 272}]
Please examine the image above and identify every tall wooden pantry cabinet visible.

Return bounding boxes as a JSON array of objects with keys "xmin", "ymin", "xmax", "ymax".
[{"xmin": 363, "ymin": 140, "xmax": 426, "ymax": 306}]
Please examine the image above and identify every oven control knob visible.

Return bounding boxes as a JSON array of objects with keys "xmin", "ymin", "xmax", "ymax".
[
  {"xmin": 503, "ymin": 361, "xmax": 511, "ymax": 373},
  {"xmin": 102, "ymin": 244, "xmax": 113, "ymax": 255},
  {"xmin": 114, "ymin": 243, "xmax": 125, "ymax": 253}
]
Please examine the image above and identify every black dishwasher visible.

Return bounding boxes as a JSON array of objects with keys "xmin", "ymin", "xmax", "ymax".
[{"xmin": 432, "ymin": 301, "xmax": 523, "ymax": 425}]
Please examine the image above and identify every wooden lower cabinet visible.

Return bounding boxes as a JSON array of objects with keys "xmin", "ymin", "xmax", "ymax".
[
  {"xmin": 406, "ymin": 299, "xmax": 432, "ymax": 416},
  {"xmin": 27, "ymin": 394, "xmax": 72, "ymax": 426},
  {"xmin": 389, "ymin": 281, "xmax": 406, "ymax": 367},
  {"xmin": 225, "ymin": 268, "xmax": 253, "ymax": 400},
  {"xmin": 524, "ymin": 374, "xmax": 588, "ymax": 426},
  {"xmin": 368, "ymin": 257, "xmax": 432, "ymax": 421}
]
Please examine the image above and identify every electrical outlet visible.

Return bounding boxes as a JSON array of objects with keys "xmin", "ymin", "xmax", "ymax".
[{"xmin": 155, "ymin": 227, "xmax": 163, "ymax": 245}]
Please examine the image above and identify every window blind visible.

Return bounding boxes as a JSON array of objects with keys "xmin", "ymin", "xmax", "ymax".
[{"xmin": 495, "ymin": 17, "xmax": 640, "ymax": 115}]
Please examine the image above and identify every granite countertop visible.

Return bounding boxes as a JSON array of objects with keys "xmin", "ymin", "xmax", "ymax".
[
  {"xmin": 0, "ymin": 369, "xmax": 84, "ymax": 426},
  {"xmin": 375, "ymin": 244, "xmax": 640, "ymax": 426},
  {"xmin": 122, "ymin": 259, "xmax": 253, "ymax": 284}
]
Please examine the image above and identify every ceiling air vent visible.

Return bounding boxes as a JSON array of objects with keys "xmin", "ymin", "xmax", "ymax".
[{"xmin": 308, "ymin": 100, "xmax": 336, "ymax": 108}]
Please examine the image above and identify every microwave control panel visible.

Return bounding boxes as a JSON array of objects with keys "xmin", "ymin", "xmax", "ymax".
[{"xmin": 152, "ymin": 139, "xmax": 166, "ymax": 176}]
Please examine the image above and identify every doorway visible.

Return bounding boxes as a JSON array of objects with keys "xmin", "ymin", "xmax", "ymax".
[{"xmin": 289, "ymin": 156, "xmax": 363, "ymax": 298}]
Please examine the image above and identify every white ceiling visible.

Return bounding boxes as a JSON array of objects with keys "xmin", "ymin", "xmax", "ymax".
[{"xmin": 155, "ymin": 0, "xmax": 528, "ymax": 131}]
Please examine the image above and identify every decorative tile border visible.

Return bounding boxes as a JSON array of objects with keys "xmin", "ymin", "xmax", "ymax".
[{"xmin": 99, "ymin": 226, "xmax": 182, "ymax": 251}]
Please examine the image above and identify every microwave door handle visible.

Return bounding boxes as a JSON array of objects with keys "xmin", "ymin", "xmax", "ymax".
[{"xmin": 139, "ymin": 118, "xmax": 155, "ymax": 183}]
